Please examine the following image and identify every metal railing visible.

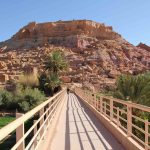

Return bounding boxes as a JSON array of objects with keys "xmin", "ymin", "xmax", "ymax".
[
  {"xmin": 0, "ymin": 88, "xmax": 66, "ymax": 150},
  {"xmin": 75, "ymin": 88, "xmax": 150, "ymax": 150}
]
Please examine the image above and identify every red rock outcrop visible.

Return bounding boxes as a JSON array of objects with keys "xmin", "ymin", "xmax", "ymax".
[{"xmin": 137, "ymin": 43, "xmax": 150, "ymax": 52}]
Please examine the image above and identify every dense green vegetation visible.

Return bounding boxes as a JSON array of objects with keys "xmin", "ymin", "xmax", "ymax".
[
  {"xmin": 112, "ymin": 72, "xmax": 150, "ymax": 144},
  {"xmin": 113, "ymin": 72, "xmax": 150, "ymax": 106},
  {"xmin": 96, "ymin": 72, "xmax": 150, "ymax": 144},
  {"xmin": 0, "ymin": 49, "xmax": 68, "ymax": 113},
  {"xmin": 0, "ymin": 49, "xmax": 68, "ymax": 149},
  {"xmin": 0, "ymin": 85, "xmax": 45, "ymax": 112}
]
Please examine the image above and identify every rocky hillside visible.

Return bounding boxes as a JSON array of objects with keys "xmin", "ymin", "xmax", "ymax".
[
  {"xmin": 0, "ymin": 20, "xmax": 150, "ymax": 90},
  {"xmin": 137, "ymin": 43, "xmax": 150, "ymax": 52}
]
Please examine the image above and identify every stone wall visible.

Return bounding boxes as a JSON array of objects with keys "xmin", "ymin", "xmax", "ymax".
[{"xmin": 0, "ymin": 20, "xmax": 121, "ymax": 49}]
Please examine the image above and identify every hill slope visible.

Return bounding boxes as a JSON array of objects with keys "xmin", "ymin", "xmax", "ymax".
[{"xmin": 0, "ymin": 20, "xmax": 150, "ymax": 90}]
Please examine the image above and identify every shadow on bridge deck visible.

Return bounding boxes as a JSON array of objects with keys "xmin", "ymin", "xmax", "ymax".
[{"xmin": 50, "ymin": 93, "xmax": 125, "ymax": 150}]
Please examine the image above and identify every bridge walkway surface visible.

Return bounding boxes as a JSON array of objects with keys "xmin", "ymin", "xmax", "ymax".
[{"xmin": 49, "ymin": 93, "xmax": 125, "ymax": 150}]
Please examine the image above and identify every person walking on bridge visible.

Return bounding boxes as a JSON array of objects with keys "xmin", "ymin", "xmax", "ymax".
[{"xmin": 67, "ymin": 87, "xmax": 70, "ymax": 94}]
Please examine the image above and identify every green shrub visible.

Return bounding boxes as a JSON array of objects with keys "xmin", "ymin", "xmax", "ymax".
[
  {"xmin": 18, "ymin": 101, "xmax": 30, "ymax": 112},
  {"xmin": 0, "ymin": 87, "xmax": 46, "ymax": 112},
  {"xmin": 18, "ymin": 87, "xmax": 45, "ymax": 112},
  {"xmin": 0, "ymin": 90, "xmax": 18, "ymax": 109}
]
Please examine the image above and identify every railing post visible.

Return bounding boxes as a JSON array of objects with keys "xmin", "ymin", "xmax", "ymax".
[
  {"xmin": 93, "ymin": 94, "xmax": 95, "ymax": 106},
  {"xmin": 48, "ymin": 103, "xmax": 50, "ymax": 122},
  {"xmin": 117, "ymin": 107, "xmax": 120, "ymax": 127},
  {"xmin": 86, "ymin": 92, "xmax": 88, "ymax": 103},
  {"xmin": 110, "ymin": 99, "xmax": 113, "ymax": 121},
  {"xmin": 89, "ymin": 93, "xmax": 91, "ymax": 104},
  {"xmin": 145, "ymin": 119, "xmax": 149, "ymax": 150},
  {"xmin": 49, "ymin": 101, "xmax": 53, "ymax": 121},
  {"xmin": 88, "ymin": 92, "xmax": 91, "ymax": 104},
  {"xmin": 94, "ymin": 94, "xmax": 97, "ymax": 108},
  {"xmin": 100, "ymin": 97, "xmax": 103, "ymax": 113},
  {"xmin": 84, "ymin": 91, "xmax": 86, "ymax": 99},
  {"xmin": 96, "ymin": 97, "xmax": 98, "ymax": 110},
  {"xmin": 16, "ymin": 113, "xmax": 24, "ymax": 150},
  {"xmin": 86, "ymin": 92, "xmax": 88, "ymax": 102},
  {"xmin": 34, "ymin": 120, "xmax": 37, "ymax": 148},
  {"xmin": 98, "ymin": 98, "xmax": 101, "ymax": 111},
  {"xmin": 52, "ymin": 99, "xmax": 55, "ymax": 118},
  {"xmin": 46, "ymin": 106, "xmax": 49, "ymax": 129},
  {"xmin": 91, "ymin": 94, "xmax": 94, "ymax": 106},
  {"xmin": 127, "ymin": 102, "xmax": 132, "ymax": 137},
  {"xmin": 39, "ymin": 108, "xmax": 44, "ymax": 139},
  {"xmin": 104, "ymin": 102, "xmax": 106, "ymax": 116},
  {"xmin": 84, "ymin": 91, "xmax": 86, "ymax": 101}
]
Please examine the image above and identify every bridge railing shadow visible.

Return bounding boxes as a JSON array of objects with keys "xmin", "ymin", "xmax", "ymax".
[{"xmin": 64, "ymin": 93, "xmax": 124, "ymax": 150}]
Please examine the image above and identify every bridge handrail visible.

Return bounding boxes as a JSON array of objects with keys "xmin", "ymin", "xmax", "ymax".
[
  {"xmin": 102, "ymin": 96, "xmax": 150, "ymax": 113},
  {"xmin": 75, "ymin": 88, "xmax": 150, "ymax": 150},
  {"xmin": 0, "ymin": 88, "xmax": 66, "ymax": 150}
]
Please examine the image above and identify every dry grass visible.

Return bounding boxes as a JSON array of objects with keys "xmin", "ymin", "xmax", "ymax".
[{"xmin": 19, "ymin": 73, "xmax": 39, "ymax": 88}]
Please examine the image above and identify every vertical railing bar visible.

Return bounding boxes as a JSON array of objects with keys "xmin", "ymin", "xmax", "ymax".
[
  {"xmin": 100, "ymin": 97, "xmax": 103, "ymax": 113},
  {"xmin": 34, "ymin": 120, "xmax": 37, "ymax": 148},
  {"xmin": 145, "ymin": 119, "xmax": 149, "ymax": 150},
  {"xmin": 110, "ymin": 99, "xmax": 113, "ymax": 121},
  {"xmin": 39, "ymin": 108, "xmax": 44, "ymax": 140},
  {"xmin": 117, "ymin": 107, "xmax": 120, "ymax": 127},
  {"xmin": 16, "ymin": 113, "xmax": 24, "ymax": 150},
  {"xmin": 127, "ymin": 102, "xmax": 132, "ymax": 137},
  {"xmin": 104, "ymin": 102, "xmax": 107, "ymax": 116}
]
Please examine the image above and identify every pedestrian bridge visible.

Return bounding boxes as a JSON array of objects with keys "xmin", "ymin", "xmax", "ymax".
[{"xmin": 0, "ymin": 88, "xmax": 149, "ymax": 150}]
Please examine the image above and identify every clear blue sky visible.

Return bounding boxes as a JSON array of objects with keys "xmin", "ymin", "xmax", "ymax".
[{"xmin": 0, "ymin": 0, "xmax": 149, "ymax": 45}]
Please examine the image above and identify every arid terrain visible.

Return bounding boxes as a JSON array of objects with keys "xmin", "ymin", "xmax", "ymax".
[{"xmin": 0, "ymin": 20, "xmax": 150, "ymax": 90}]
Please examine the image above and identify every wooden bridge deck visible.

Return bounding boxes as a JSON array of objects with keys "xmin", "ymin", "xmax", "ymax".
[{"xmin": 49, "ymin": 93, "xmax": 125, "ymax": 150}]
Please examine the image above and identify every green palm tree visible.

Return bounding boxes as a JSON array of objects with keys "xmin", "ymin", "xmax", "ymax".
[
  {"xmin": 44, "ymin": 73, "xmax": 61, "ymax": 95},
  {"xmin": 44, "ymin": 50, "xmax": 68, "ymax": 75},
  {"xmin": 40, "ymin": 49, "xmax": 68, "ymax": 95}
]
